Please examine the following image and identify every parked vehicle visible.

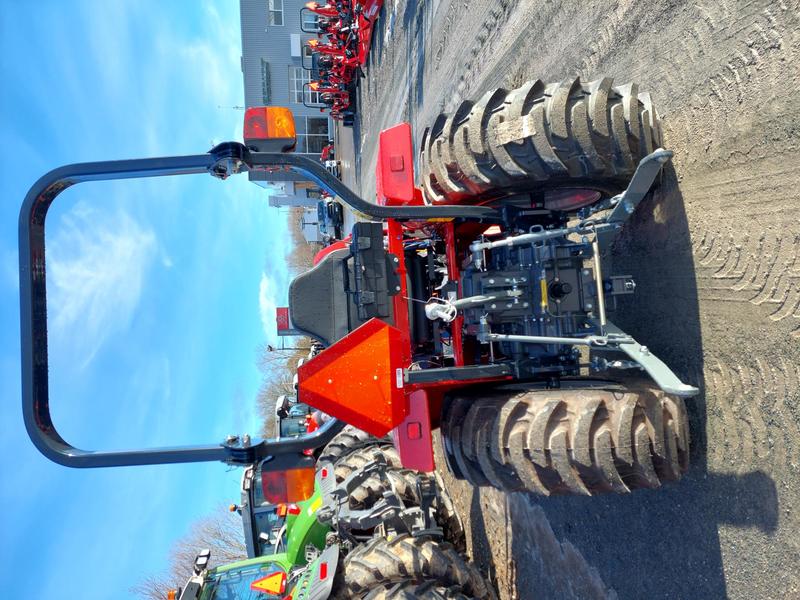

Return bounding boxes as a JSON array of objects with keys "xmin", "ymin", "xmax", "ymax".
[{"xmin": 317, "ymin": 196, "xmax": 344, "ymax": 241}]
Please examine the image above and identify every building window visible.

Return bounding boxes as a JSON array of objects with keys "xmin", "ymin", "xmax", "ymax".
[
  {"xmin": 302, "ymin": 11, "xmax": 319, "ymax": 31},
  {"xmin": 297, "ymin": 117, "xmax": 330, "ymax": 154},
  {"xmin": 268, "ymin": 0, "xmax": 283, "ymax": 26},
  {"xmin": 260, "ymin": 59, "xmax": 271, "ymax": 104},
  {"xmin": 288, "ymin": 66, "xmax": 320, "ymax": 104}
]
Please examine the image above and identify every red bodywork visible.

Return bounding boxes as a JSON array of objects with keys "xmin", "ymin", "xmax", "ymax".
[{"xmin": 297, "ymin": 123, "xmax": 511, "ymax": 471}]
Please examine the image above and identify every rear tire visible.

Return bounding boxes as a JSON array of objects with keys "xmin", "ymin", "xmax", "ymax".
[
  {"xmin": 363, "ymin": 581, "xmax": 479, "ymax": 599},
  {"xmin": 441, "ymin": 384, "xmax": 689, "ymax": 496},
  {"xmin": 347, "ymin": 468, "xmax": 467, "ymax": 553},
  {"xmin": 420, "ymin": 76, "xmax": 662, "ymax": 204},
  {"xmin": 333, "ymin": 444, "xmax": 402, "ymax": 482},
  {"xmin": 331, "ymin": 534, "xmax": 496, "ymax": 600},
  {"xmin": 319, "ymin": 425, "xmax": 389, "ymax": 467}
]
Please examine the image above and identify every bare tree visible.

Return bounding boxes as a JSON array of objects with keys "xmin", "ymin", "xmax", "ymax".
[
  {"xmin": 255, "ymin": 342, "xmax": 312, "ymax": 438},
  {"xmin": 286, "ymin": 206, "xmax": 320, "ymax": 274},
  {"xmin": 131, "ymin": 505, "xmax": 247, "ymax": 599}
]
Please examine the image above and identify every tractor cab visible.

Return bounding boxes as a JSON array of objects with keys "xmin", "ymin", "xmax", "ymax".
[
  {"xmin": 237, "ymin": 465, "xmax": 286, "ymax": 558},
  {"xmin": 274, "ymin": 394, "xmax": 314, "ymax": 439},
  {"xmin": 175, "ymin": 551, "xmax": 292, "ymax": 600}
]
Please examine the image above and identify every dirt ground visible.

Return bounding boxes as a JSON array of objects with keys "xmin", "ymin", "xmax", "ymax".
[{"xmin": 339, "ymin": 1, "xmax": 800, "ymax": 598}]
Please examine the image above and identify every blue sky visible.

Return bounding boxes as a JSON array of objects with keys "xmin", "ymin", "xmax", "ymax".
[{"xmin": 0, "ymin": 2, "xmax": 291, "ymax": 597}]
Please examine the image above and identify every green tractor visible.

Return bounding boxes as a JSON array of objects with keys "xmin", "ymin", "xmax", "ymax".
[{"xmin": 178, "ymin": 454, "xmax": 490, "ymax": 600}]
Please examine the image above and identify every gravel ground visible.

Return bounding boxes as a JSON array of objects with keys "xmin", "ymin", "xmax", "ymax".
[{"xmin": 339, "ymin": 1, "xmax": 799, "ymax": 598}]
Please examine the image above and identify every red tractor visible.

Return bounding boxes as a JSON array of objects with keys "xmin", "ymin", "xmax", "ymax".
[
  {"xmin": 284, "ymin": 78, "xmax": 695, "ymax": 497},
  {"xmin": 303, "ymin": 1, "xmax": 384, "ymax": 122},
  {"xmin": 20, "ymin": 78, "xmax": 694, "ymax": 500}
]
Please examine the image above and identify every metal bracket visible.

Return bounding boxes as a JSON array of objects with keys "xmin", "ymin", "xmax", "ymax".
[
  {"xmin": 595, "ymin": 148, "xmax": 673, "ymax": 248},
  {"xmin": 597, "ymin": 321, "xmax": 699, "ymax": 397}
]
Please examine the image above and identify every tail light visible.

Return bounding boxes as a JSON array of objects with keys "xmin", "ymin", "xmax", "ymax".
[
  {"xmin": 277, "ymin": 503, "xmax": 300, "ymax": 517},
  {"xmin": 243, "ymin": 107, "xmax": 296, "ymax": 153},
  {"xmin": 260, "ymin": 454, "xmax": 316, "ymax": 503}
]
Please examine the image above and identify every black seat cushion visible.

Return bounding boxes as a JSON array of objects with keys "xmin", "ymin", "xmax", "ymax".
[{"xmin": 288, "ymin": 248, "xmax": 351, "ymax": 346}]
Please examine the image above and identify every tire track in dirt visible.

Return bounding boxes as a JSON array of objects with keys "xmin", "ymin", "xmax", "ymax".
[
  {"xmin": 692, "ymin": 225, "xmax": 800, "ymax": 337},
  {"xmin": 705, "ymin": 356, "xmax": 800, "ymax": 475}
]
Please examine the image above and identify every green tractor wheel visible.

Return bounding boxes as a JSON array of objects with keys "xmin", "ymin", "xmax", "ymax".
[
  {"xmin": 318, "ymin": 425, "xmax": 390, "ymax": 466},
  {"xmin": 363, "ymin": 581, "xmax": 482, "ymax": 599},
  {"xmin": 330, "ymin": 534, "xmax": 496, "ymax": 600},
  {"xmin": 347, "ymin": 467, "xmax": 466, "ymax": 554}
]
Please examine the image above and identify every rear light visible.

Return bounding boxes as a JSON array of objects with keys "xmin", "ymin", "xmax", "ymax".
[
  {"xmin": 319, "ymin": 561, "xmax": 328, "ymax": 580},
  {"xmin": 287, "ymin": 503, "xmax": 301, "ymax": 516},
  {"xmin": 262, "ymin": 469, "xmax": 315, "ymax": 503},
  {"xmin": 243, "ymin": 107, "xmax": 296, "ymax": 153},
  {"xmin": 260, "ymin": 454, "xmax": 316, "ymax": 503}
]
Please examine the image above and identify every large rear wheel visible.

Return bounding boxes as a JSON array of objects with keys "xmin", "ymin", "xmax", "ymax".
[
  {"xmin": 419, "ymin": 76, "xmax": 662, "ymax": 204},
  {"xmin": 347, "ymin": 467, "xmax": 467, "ymax": 553},
  {"xmin": 333, "ymin": 444, "xmax": 402, "ymax": 482},
  {"xmin": 331, "ymin": 534, "xmax": 496, "ymax": 600},
  {"xmin": 319, "ymin": 425, "xmax": 389, "ymax": 467},
  {"xmin": 363, "ymin": 581, "xmax": 481, "ymax": 599},
  {"xmin": 441, "ymin": 383, "xmax": 689, "ymax": 495}
]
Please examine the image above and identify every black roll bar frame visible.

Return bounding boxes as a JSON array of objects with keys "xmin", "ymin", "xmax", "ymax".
[{"xmin": 19, "ymin": 142, "xmax": 498, "ymax": 468}]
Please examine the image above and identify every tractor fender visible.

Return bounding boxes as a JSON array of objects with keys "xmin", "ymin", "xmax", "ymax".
[
  {"xmin": 391, "ymin": 390, "xmax": 435, "ymax": 472},
  {"xmin": 289, "ymin": 544, "xmax": 340, "ymax": 600}
]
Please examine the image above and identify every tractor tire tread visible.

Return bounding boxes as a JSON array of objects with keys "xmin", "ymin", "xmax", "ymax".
[
  {"xmin": 442, "ymin": 384, "xmax": 689, "ymax": 496},
  {"xmin": 420, "ymin": 76, "xmax": 662, "ymax": 203},
  {"xmin": 332, "ymin": 535, "xmax": 496, "ymax": 600},
  {"xmin": 319, "ymin": 425, "xmax": 386, "ymax": 466}
]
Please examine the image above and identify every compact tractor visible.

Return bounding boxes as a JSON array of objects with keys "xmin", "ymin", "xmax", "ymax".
[{"xmin": 19, "ymin": 76, "xmax": 695, "ymax": 597}]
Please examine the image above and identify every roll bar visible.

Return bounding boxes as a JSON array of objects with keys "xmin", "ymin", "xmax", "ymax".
[{"xmin": 19, "ymin": 143, "xmax": 498, "ymax": 468}]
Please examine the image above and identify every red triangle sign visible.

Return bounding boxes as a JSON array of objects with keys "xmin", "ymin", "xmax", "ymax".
[{"xmin": 298, "ymin": 318, "xmax": 407, "ymax": 436}]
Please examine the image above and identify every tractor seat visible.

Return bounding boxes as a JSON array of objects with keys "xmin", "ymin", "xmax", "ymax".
[{"xmin": 288, "ymin": 248, "xmax": 351, "ymax": 346}]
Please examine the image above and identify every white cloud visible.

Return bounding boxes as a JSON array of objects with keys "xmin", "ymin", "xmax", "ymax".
[
  {"xmin": 259, "ymin": 271, "xmax": 278, "ymax": 341},
  {"xmin": 48, "ymin": 202, "xmax": 157, "ymax": 367}
]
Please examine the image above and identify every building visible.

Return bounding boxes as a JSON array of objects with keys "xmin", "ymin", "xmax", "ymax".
[{"xmin": 239, "ymin": 0, "xmax": 332, "ymax": 205}]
